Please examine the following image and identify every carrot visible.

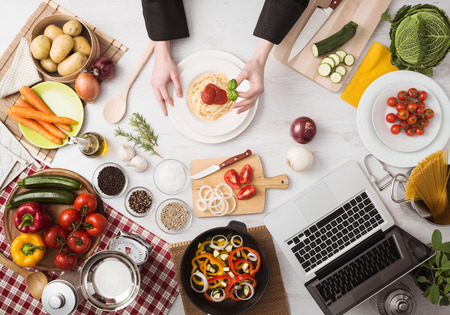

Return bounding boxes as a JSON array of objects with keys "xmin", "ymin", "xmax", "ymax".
[
  {"xmin": 9, "ymin": 106, "xmax": 77, "ymax": 125},
  {"xmin": 20, "ymin": 86, "xmax": 71, "ymax": 132},
  {"xmin": 15, "ymin": 99, "xmax": 67, "ymax": 140},
  {"xmin": 7, "ymin": 107, "xmax": 62, "ymax": 145}
]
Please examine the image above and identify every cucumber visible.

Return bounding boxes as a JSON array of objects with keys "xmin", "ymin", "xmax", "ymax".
[
  {"xmin": 6, "ymin": 189, "xmax": 77, "ymax": 210},
  {"xmin": 312, "ymin": 21, "xmax": 358, "ymax": 57},
  {"xmin": 318, "ymin": 63, "xmax": 332, "ymax": 77},
  {"xmin": 344, "ymin": 54, "xmax": 355, "ymax": 66},
  {"xmin": 335, "ymin": 65, "xmax": 346, "ymax": 76},
  {"xmin": 330, "ymin": 72, "xmax": 343, "ymax": 83},
  {"xmin": 321, "ymin": 57, "xmax": 335, "ymax": 68},
  {"xmin": 17, "ymin": 175, "xmax": 82, "ymax": 190},
  {"xmin": 335, "ymin": 50, "xmax": 347, "ymax": 62},
  {"xmin": 328, "ymin": 54, "xmax": 340, "ymax": 67}
]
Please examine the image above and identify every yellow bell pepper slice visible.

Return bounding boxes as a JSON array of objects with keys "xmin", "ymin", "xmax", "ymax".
[{"xmin": 11, "ymin": 233, "xmax": 46, "ymax": 268}]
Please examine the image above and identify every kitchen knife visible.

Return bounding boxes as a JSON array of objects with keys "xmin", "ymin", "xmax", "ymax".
[
  {"xmin": 288, "ymin": 0, "xmax": 342, "ymax": 62},
  {"xmin": 190, "ymin": 149, "xmax": 252, "ymax": 180}
]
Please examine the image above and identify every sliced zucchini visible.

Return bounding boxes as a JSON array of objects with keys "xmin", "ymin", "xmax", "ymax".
[
  {"xmin": 344, "ymin": 54, "xmax": 355, "ymax": 66},
  {"xmin": 328, "ymin": 53, "xmax": 340, "ymax": 67},
  {"xmin": 335, "ymin": 65, "xmax": 346, "ymax": 76},
  {"xmin": 330, "ymin": 72, "xmax": 343, "ymax": 83},
  {"xmin": 321, "ymin": 57, "xmax": 335, "ymax": 68},
  {"xmin": 335, "ymin": 50, "xmax": 347, "ymax": 63},
  {"xmin": 318, "ymin": 63, "xmax": 332, "ymax": 77}
]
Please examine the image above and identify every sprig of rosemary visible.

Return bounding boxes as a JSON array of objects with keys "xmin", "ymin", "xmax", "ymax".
[{"xmin": 114, "ymin": 113, "xmax": 163, "ymax": 159}]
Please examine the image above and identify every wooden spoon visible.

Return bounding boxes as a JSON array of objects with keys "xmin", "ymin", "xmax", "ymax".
[
  {"xmin": 0, "ymin": 252, "xmax": 48, "ymax": 300},
  {"xmin": 102, "ymin": 40, "xmax": 155, "ymax": 124}
]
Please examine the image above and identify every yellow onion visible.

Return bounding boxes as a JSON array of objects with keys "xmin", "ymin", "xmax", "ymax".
[{"xmin": 75, "ymin": 72, "xmax": 99, "ymax": 103}]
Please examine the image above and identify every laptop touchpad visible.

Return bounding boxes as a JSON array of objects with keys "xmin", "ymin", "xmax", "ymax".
[{"xmin": 295, "ymin": 182, "xmax": 337, "ymax": 223}]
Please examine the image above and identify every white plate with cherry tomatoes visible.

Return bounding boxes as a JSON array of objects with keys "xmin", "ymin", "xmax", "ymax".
[
  {"xmin": 357, "ymin": 71, "xmax": 450, "ymax": 168},
  {"xmin": 371, "ymin": 83, "xmax": 441, "ymax": 153}
]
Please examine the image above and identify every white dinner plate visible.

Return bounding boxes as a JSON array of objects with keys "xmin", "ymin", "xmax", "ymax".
[
  {"xmin": 371, "ymin": 83, "xmax": 441, "ymax": 153},
  {"xmin": 357, "ymin": 70, "xmax": 450, "ymax": 168},
  {"xmin": 167, "ymin": 50, "xmax": 258, "ymax": 143},
  {"xmin": 174, "ymin": 59, "xmax": 249, "ymax": 137}
]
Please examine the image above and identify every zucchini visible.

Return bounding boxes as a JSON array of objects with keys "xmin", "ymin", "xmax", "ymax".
[
  {"xmin": 318, "ymin": 63, "xmax": 332, "ymax": 77},
  {"xmin": 330, "ymin": 72, "xmax": 343, "ymax": 83},
  {"xmin": 312, "ymin": 21, "xmax": 358, "ymax": 57},
  {"xmin": 328, "ymin": 54, "xmax": 340, "ymax": 67},
  {"xmin": 17, "ymin": 175, "xmax": 82, "ymax": 190},
  {"xmin": 344, "ymin": 54, "xmax": 355, "ymax": 66},
  {"xmin": 335, "ymin": 65, "xmax": 346, "ymax": 76},
  {"xmin": 335, "ymin": 50, "xmax": 347, "ymax": 62},
  {"xmin": 321, "ymin": 57, "xmax": 335, "ymax": 68},
  {"xmin": 6, "ymin": 189, "xmax": 77, "ymax": 210}
]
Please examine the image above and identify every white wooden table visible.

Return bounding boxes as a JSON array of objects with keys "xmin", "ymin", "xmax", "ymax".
[{"xmin": 1, "ymin": 1, "xmax": 450, "ymax": 314}]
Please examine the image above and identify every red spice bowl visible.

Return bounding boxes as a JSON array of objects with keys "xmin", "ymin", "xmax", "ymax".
[{"xmin": 179, "ymin": 221, "xmax": 270, "ymax": 315}]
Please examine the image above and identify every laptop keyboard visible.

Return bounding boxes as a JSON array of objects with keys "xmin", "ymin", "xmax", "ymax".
[
  {"xmin": 315, "ymin": 236, "xmax": 401, "ymax": 306},
  {"xmin": 286, "ymin": 191, "xmax": 384, "ymax": 273}
]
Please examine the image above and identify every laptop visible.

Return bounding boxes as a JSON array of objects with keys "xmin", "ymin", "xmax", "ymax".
[{"xmin": 263, "ymin": 160, "xmax": 434, "ymax": 315}]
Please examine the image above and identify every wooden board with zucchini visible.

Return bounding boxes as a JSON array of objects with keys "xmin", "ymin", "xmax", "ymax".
[
  {"xmin": 273, "ymin": 0, "xmax": 393, "ymax": 92},
  {"xmin": 3, "ymin": 168, "xmax": 103, "ymax": 271}
]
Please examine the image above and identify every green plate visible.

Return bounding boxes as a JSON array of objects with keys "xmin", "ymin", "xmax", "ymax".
[{"xmin": 19, "ymin": 82, "xmax": 84, "ymax": 149}]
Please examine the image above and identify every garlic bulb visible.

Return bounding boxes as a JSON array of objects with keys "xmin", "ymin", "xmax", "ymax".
[
  {"xmin": 126, "ymin": 155, "xmax": 148, "ymax": 172},
  {"xmin": 118, "ymin": 144, "xmax": 135, "ymax": 161}
]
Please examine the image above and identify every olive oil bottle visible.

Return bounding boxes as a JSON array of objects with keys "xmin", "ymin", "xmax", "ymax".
[{"xmin": 67, "ymin": 132, "xmax": 107, "ymax": 158}]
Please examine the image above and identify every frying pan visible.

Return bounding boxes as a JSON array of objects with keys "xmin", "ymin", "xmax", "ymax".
[{"xmin": 180, "ymin": 221, "xmax": 270, "ymax": 315}]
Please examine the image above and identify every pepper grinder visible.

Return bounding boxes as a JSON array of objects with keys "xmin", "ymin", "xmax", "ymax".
[{"xmin": 373, "ymin": 282, "xmax": 416, "ymax": 315}]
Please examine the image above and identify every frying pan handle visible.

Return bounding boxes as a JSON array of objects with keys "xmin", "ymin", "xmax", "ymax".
[
  {"xmin": 227, "ymin": 220, "xmax": 247, "ymax": 232},
  {"xmin": 391, "ymin": 173, "xmax": 409, "ymax": 203}
]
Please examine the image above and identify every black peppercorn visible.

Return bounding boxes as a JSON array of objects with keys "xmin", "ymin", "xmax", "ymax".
[{"xmin": 97, "ymin": 166, "xmax": 126, "ymax": 196}]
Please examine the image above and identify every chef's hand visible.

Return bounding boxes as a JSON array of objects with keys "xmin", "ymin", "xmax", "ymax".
[
  {"xmin": 152, "ymin": 41, "xmax": 182, "ymax": 116},
  {"xmin": 233, "ymin": 39, "xmax": 274, "ymax": 114}
]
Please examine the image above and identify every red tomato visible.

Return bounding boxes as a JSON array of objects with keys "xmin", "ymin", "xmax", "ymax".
[
  {"xmin": 418, "ymin": 91, "xmax": 428, "ymax": 101},
  {"xmin": 399, "ymin": 122, "xmax": 409, "ymax": 130},
  {"xmin": 237, "ymin": 185, "xmax": 256, "ymax": 200},
  {"xmin": 239, "ymin": 164, "xmax": 253, "ymax": 185},
  {"xmin": 396, "ymin": 103, "xmax": 406, "ymax": 112},
  {"xmin": 424, "ymin": 109, "xmax": 434, "ymax": 119},
  {"xmin": 419, "ymin": 118, "xmax": 429, "ymax": 127},
  {"xmin": 397, "ymin": 91, "xmax": 407, "ymax": 101},
  {"xmin": 74, "ymin": 193, "xmax": 97, "ymax": 215},
  {"xmin": 407, "ymin": 114, "xmax": 418, "ymax": 125},
  {"xmin": 408, "ymin": 88, "xmax": 418, "ymax": 98},
  {"xmin": 54, "ymin": 252, "xmax": 78, "ymax": 270},
  {"xmin": 213, "ymin": 86, "xmax": 228, "ymax": 105},
  {"xmin": 406, "ymin": 102, "xmax": 417, "ymax": 112},
  {"xmin": 224, "ymin": 169, "xmax": 240, "ymax": 189},
  {"xmin": 405, "ymin": 128, "xmax": 415, "ymax": 137},
  {"xmin": 390, "ymin": 124, "xmax": 401, "ymax": 135},
  {"xmin": 397, "ymin": 110, "xmax": 409, "ymax": 120},
  {"xmin": 84, "ymin": 213, "xmax": 108, "ymax": 237},
  {"xmin": 44, "ymin": 225, "xmax": 68, "ymax": 249},
  {"xmin": 67, "ymin": 230, "xmax": 91, "ymax": 254},
  {"xmin": 386, "ymin": 113, "xmax": 396, "ymax": 123},
  {"xmin": 386, "ymin": 97, "xmax": 397, "ymax": 107},
  {"xmin": 201, "ymin": 84, "xmax": 216, "ymax": 105},
  {"xmin": 415, "ymin": 106, "xmax": 425, "ymax": 115},
  {"xmin": 416, "ymin": 101, "xmax": 425, "ymax": 108},
  {"xmin": 415, "ymin": 127, "xmax": 425, "ymax": 135},
  {"xmin": 59, "ymin": 208, "xmax": 82, "ymax": 231}
]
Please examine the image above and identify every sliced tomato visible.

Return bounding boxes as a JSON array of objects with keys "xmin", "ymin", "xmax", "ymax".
[
  {"xmin": 201, "ymin": 84, "xmax": 216, "ymax": 105},
  {"xmin": 224, "ymin": 169, "xmax": 240, "ymax": 189},
  {"xmin": 237, "ymin": 185, "xmax": 256, "ymax": 200},
  {"xmin": 239, "ymin": 164, "xmax": 253, "ymax": 185}
]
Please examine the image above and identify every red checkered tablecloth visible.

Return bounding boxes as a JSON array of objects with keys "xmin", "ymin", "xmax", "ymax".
[{"xmin": 0, "ymin": 163, "xmax": 179, "ymax": 315}]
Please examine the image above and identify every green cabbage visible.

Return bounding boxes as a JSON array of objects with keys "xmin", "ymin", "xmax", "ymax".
[{"xmin": 382, "ymin": 4, "xmax": 450, "ymax": 76}]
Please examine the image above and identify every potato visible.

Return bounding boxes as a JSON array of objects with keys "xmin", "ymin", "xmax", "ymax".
[
  {"xmin": 57, "ymin": 52, "xmax": 87, "ymax": 76},
  {"xmin": 30, "ymin": 35, "xmax": 51, "ymax": 60},
  {"xmin": 63, "ymin": 20, "xmax": 82, "ymax": 36},
  {"xmin": 43, "ymin": 24, "xmax": 64, "ymax": 42},
  {"xmin": 40, "ymin": 58, "xmax": 58, "ymax": 73},
  {"xmin": 72, "ymin": 36, "xmax": 91, "ymax": 56},
  {"xmin": 50, "ymin": 34, "xmax": 74, "ymax": 63}
]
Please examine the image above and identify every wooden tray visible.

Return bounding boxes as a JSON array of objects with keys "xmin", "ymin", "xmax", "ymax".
[
  {"xmin": 190, "ymin": 155, "xmax": 288, "ymax": 217},
  {"xmin": 3, "ymin": 168, "xmax": 103, "ymax": 271},
  {"xmin": 273, "ymin": 0, "xmax": 392, "ymax": 92},
  {"xmin": 0, "ymin": 0, "xmax": 128, "ymax": 163}
]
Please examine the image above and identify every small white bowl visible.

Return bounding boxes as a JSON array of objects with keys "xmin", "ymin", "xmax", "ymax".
[
  {"xmin": 124, "ymin": 187, "xmax": 154, "ymax": 217},
  {"xmin": 155, "ymin": 198, "xmax": 192, "ymax": 234},
  {"xmin": 153, "ymin": 159, "xmax": 189, "ymax": 195},
  {"xmin": 92, "ymin": 162, "xmax": 128, "ymax": 199}
]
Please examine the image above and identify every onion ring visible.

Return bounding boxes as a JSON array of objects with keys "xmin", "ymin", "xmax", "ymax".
[
  {"xmin": 190, "ymin": 271, "xmax": 208, "ymax": 293},
  {"xmin": 224, "ymin": 196, "xmax": 237, "ymax": 215},
  {"xmin": 247, "ymin": 252, "xmax": 258, "ymax": 261},
  {"xmin": 196, "ymin": 199, "xmax": 208, "ymax": 212},
  {"xmin": 210, "ymin": 288, "xmax": 226, "ymax": 302},
  {"xmin": 231, "ymin": 235, "xmax": 243, "ymax": 247},
  {"xmin": 235, "ymin": 282, "xmax": 255, "ymax": 300},
  {"xmin": 199, "ymin": 185, "xmax": 214, "ymax": 200},
  {"xmin": 210, "ymin": 234, "xmax": 228, "ymax": 250}
]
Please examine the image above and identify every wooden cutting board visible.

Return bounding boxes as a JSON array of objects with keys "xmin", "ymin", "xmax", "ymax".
[
  {"xmin": 273, "ymin": 0, "xmax": 392, "ymax": 92},
  {"xmin": 190, "ymin": 155, "xmax": 288, "ymax": 217},
  {"xmin": 4, "ymin": 168, "xmax": 103, "ymax": 271}
]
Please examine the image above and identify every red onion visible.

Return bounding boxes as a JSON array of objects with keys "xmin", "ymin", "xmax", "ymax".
[
  {"xmin": 91, "ymin": 56, "xmax": 116, "ymax": 80},
  {"xmin": 290, "ymin": 116, "xmax": 317, "ymax": 144}
]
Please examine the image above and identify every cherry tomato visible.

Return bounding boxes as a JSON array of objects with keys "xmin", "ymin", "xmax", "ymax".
[
  {"xmin": 407, "ymin": 114, "xmax": 418, "ymax": 125},
  {"xmin": 396, "ymin": 103, "xmax": 406, "ymax": 112},
  {"xmin": 387, "ymin": 97, "xmax": 397, "ymax": 107},
  {"xmin": 397, "ymin": 91, "xmax": 407, "ymax": 101},
  {"xmin": 419, "ymin": 118, "xmax": 429, "ymax": 127},
  {"xmin": 399, "ymin": 122, "xmax": 409, "ymax": 130},
  {"xmin": 406, "ymin": 102, "xmax": 417, "ymax": 112},
  {"xmin": 224, "ymin": 169, "xmax": 240, "ymax": 189},
  {"xmin": 418, "ymin": 91, "xmax": 428, "ymax": 101},
  {"xmin": 74, "ymin": 193, "xmax": 97, "ymax": 215},
  {"xmin": 44, "ymin": 225, "xmax": 68, "ymax": 249},
  {"xmin": 59, "ymin": 208, "xmax": 81, "ymax": 231},
  {"xmin": 415, "ymin": 127, "xmax": 425, "ymax": 135},
  {"xmin": 390, "ymin": 124, "xmax": 400, "ymax": 135},
  {"xmin": 416, "ymin": 101, "xmax": 425, "ymax": 108},
  {"xmin": 415, "ymin": 106, "xmax": 425, "ymax": 115},
  {"xmin": 54, "ymin": 252, "xmax": 78, "ymax": 270},
  {"xmin": 397, "ymin": 110, "xmax": 409, "ymax": 120},
  {"xmin": 67, "ymin": 230, "xmax": 91, "ymax": 254},
  {"xmin": 408, "ymin": 88, "xmax": 418, "ymax": 98},
  {"xmin": 84, "ymin": 213, "xmax": 108, "ymax": 237},
  {"xmin": 239, "ymin": 164, "xmax": 253, "ymax": 185},
  {"xmin": 385, "ymin": 113, "xmax": 396, "ymax": 123},
  {"xmin": 405, "ymin": 128, "xmax": 415, "ymax": 137},
  {"xmin": 237, "ymin": 185, "xmax": 256, "ymax": 200},
  {"xmin": 424, "ymin": 109, "xmax": 434, "ymax": 119}
]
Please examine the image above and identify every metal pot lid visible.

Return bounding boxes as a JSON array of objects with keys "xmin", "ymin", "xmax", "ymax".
[
  {"xmin": 80, "ymin": 250, "xmax": 141, "ymax": 311},
  {"xmin": 107, "ymin": 230, "xmax": 153, "ymax": 265},
  {"xmin": 42, "ymin": 280, "xmax": 78, "ymax": 315}
]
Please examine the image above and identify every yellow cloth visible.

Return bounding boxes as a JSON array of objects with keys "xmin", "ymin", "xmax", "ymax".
[{"xmin": 341, "ymin": 42, "xmax": 398, "ymax": 108}]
